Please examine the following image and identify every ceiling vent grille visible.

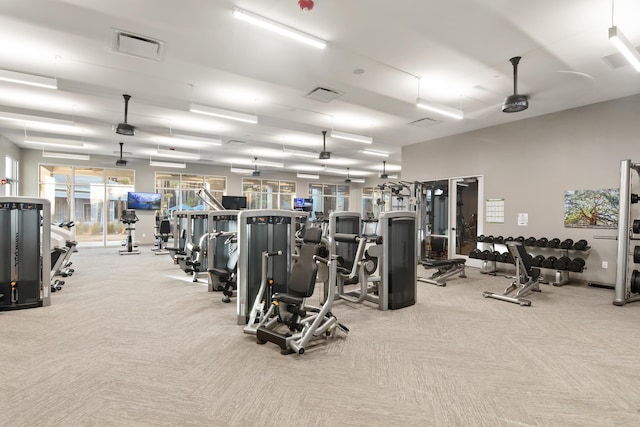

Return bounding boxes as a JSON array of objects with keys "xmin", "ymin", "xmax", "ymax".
[
  {"xmin": 602, "ymin": 46, "xmax": 640, "ymax": 69},
  {"xmin": 409, "ymin": 117, "xmax": 440, "ymax": 128},
  {"xmin": 112, "ymin": 29, "xmax": 166, "ymax": 61},
  {"xmin": 305, "ymin": 86, "xmax": 344, "ymax": 103}
]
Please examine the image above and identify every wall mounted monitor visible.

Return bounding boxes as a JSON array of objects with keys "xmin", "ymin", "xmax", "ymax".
[
  {"xmin": 127, "ymin": 192, "xmax": 162, "ymax": 210},
  {"xmin": 293, "ymin": 197, "xmax": 313, "ymax": 212},
  {"xmin": 221, "ymin": 195, "xmax": 247, "ymax": 210}
]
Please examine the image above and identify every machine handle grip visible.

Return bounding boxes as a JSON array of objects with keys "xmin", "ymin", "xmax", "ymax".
[
  {"xmin": 313, "ymin": 255, "xmax": 329, "ymax": 264},
  {"xmin": 265, "ymin": 250, "xmax": 282, "ymax": 257},
  {"xmin": 333, "ymin": 233, "xmax": 360, "ymax": 243}
]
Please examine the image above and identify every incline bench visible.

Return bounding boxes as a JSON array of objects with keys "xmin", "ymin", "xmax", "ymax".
[
  {"xmin": 482, "ymin": 241, "xmax": 541, "ymax": 306},
  {"xmin": 418, "ymin": 258, "xmax": 467, "ymax": 287}
]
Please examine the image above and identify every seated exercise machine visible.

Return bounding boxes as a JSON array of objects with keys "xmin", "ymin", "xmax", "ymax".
[
  {"xmin": 51, "ymin": 221, "xmax": 77, "ymax": 277},
  {"xmin": 255, "ymin": 227, "xmax": 348, "ymax": 355},
  {"xmin": 482, "ymin": 241, "xmax": 541, "ymax": 306},
  {"xmin": 207, "ymin": 210, "xmax": 240, "ymax": 302},
  {"xmin": 207, "ymin": 231, "xmax": 238, "ymax": 303},
  {"xmin": 152, "ymin": 218, "xmax": 172, "ymax": 255},
  {"xmin": 327, "ymin": 211, "xmax": 417, "ymax": 310},
  {"xmin": 417, "ymin": 258, "xmax": 467, "ymax": 287},
  {"xmin": 166, "ymin": 210, "xmax": 189, "ymax": 262},
  {"xmin": 238, "ymin": 210, "xmax": 297, "ymax": 327},
  {"xmin": 119, "ymin": 209, "xmax": 140, "ymax": 255}
]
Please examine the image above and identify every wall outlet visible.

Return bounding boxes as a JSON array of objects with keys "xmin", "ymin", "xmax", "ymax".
[{"xmin": 602, "ymin": 261, "xmax": 608, "ymax": 269}]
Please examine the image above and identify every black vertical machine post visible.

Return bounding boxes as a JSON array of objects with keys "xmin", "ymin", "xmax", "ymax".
[
  {"xmin": 0, "ymin": 197, "xmax": 51, "ymax": 310},
  {"xmin": 237, "ymin": 209, "xmax": 296, "ymax": 325},
  {"xmin": 379, "ymin": 211, "xmax": 417, "ymax": 309},
  {"xmin": 329, "ymin": 211, "xmax": 361, "ymax": 271}
]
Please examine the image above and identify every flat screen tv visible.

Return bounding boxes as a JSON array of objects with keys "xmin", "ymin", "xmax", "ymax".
[
  {"xmin": 127, "ymin": 192, "xmax": 162, "ymax": 210},
  {"xmin": 294, "ymin": 197, "xmax": 313, "ymax": 212},
  {"xmin": 221, "ymin": 195, "xmax": 247, "ymax": 210}
]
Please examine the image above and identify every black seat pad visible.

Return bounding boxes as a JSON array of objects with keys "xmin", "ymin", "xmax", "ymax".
[
  {"xmin": 273, "ymin": 292, "xmax": 304, "ymax": 306},
  {"xmin": 208, "ymin": 268, "xmax": 230, "ymax": 282},
  {"xmin": 420, "ymin": 258, "xmax": 466, "ymax": 268}
]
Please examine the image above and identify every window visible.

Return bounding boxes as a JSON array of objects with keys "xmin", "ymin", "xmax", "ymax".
[
  {"xmin": 155, "ymin": 172, "xmax": 226, "ymax": 215},
  {"xmin": 309, "ymin": 183, "xmax": 350, "ymax": 218},
  {"xmin": 39, "ymin": 164, "xmax": 135, "ymax": 246},
  {"xmin": 4, "ymin": 155, "xmax": 18, "ymax": 196},
  {"xmin": 242, "ymin": 178, "xmax": 296, "ymax": 210}
]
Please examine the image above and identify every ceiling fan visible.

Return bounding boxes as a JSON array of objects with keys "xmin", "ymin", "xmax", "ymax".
[
  {"xmin": 502, "ymin": 56, "xmax": 529, "ymax": 113},
  {"xmin": 116, "ymin": 142, "xmax": 128, "ymax": 166},
  {"xmin": 252, "ymin": 157, "xmax": 260, "ymax": 177},
  {"xmin": 115, "ymin": 94, "xmax": 136, "ymax": 135},
  {"xmin": 380, "ymin": 160, "xmax": 388, "ymax": 179},
  {"xmin": 319, "ymin": 130, "xmax": 330, "ymax": 160}
]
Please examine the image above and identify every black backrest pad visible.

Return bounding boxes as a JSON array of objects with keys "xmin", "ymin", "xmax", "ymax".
[
  {"xmin": 302, "ymin": 226, "xmax": 322, "ymax": 244},
  {"xmin": 507, "ymin": 242, "xmax": 533, "ymax": 275},
  {"xmin": 288, "ymin": 228, "xmax": 321, "ymax": 298}
]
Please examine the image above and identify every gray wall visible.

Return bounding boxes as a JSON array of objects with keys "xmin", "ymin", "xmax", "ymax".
[{"xmin": 403, "ymin": 94, "xmax": 640, "ymax": 285}]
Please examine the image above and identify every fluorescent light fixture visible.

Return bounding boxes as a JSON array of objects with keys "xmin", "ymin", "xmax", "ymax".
[
  {"xmin": 189, "ymin": 103, "xmax": 258, "ymax": 124},
  {"xmin": 416, "ymin": 98, "xmax": 464, "ymax": 120},
  {"xmin": 232, "ymin": 7, "xmax": 327, "ymax": 50},
  {"xmin": 0, "ymin": 111, "xmax": 74, "ymax": 127},
  {"xmin": 609, "ymin": 26, "xmax": 640, "ymax": 72},
  {"xmin": 254, "ymin": 159, "xmax": 283, "ymax": 168},
  {"xmin": 0, "ymin": 69, "xmax": 57, "ymax": 89},
  {"xmin": 171, "ymin": 133, "xmax": 222, "ymax": 146},
  {"xmin": 150, "ymin": 159, "xmax": 186, "ymax": 168},
  {"xmin": 361, "ymin": 149, "xmax": 389, "ymax": 157},
  {"xmin": 42, "ymin": 151, "xmax": 90, "ymax": 161},
  {"xmin": 157, "ymin": 148, "xmax": 200, "ymax": 160},
  {"xmin": 230, "ymin": 166, "xmax": 254, "ymax": 174},
  {"xmin": 283, "ymin": 148, "xmax": 318, "ymax": 159},
  {"xmin": 329, "ymin": 130, "xmax": 373, "ymax": 144},
  {"xmin": 24, "ymin": 139, "xmax": 85, "ymax": 148},
  {"xmin": 297, "ymin": 172, "xmax": 319, "ymax": 179}
]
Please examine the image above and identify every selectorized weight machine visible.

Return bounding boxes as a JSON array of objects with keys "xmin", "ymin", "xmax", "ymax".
[
  {"xmin": 0, "ymin": 197, "xmax": 51, "ymax": 310},
  {"xmin": 237, "ymin": 209, "xmax": 297, "ymax": 328}
]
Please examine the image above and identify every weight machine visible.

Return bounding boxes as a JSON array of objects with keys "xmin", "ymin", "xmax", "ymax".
[
  {"xmin": 207, "ymin": 210, "xmax": 239, "ymax": 302},
  {"xmin": 327, "ymin": 211, "xmax": 417, "ymax": 310},
  {"xmin": 614, "ymin": 159, "xmax": 640, "ymax": 305},
  {"xmin": 0, "ymin": 197, "xmax": 51, "ymax": 310},
  {"xmin": 237, "ymin": 210, "xmax": 297, "ymax": 328}
]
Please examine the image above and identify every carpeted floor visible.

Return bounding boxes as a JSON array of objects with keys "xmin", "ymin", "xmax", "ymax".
[{"xmin": 1, "ymin": 247, "xmax": 639, "ymax": 426}]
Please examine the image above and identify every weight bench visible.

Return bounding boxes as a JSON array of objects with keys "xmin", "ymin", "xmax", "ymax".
[
  {"xmin": 417, "ymin": 258, "xmax": 466, "ymax": 287},
  {"xmin": 482, "ymin": 242, "xmax": 541, "ymax": 306}
]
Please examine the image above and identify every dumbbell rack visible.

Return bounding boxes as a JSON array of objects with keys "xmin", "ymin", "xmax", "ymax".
[
  {"xmin": 471, "ymin": 236, "xmax": 589, "ymax": 285},
  {"xmin": 537, "ymin": 246, "xmax": 589, "ymax": 286}
]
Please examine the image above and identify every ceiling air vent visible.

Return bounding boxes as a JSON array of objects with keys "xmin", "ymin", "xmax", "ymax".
[
  {"xmin": 112, "ymin": 29, "xmax": 166, "ymax": 61},
  {"xmin": 602, "ymin": 46, "xmax": 640, "ymax": 69},
  {"xmin": 409, "ymin": 117, "xmax": 440, "ymax": 128},
  {"xmin": 305, "ymin": 86, "xmax": 344, "ymax": 103}
]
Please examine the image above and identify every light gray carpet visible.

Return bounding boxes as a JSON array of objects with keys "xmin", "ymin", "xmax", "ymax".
[{"xmin": 1, "ymin": 247, "xmax": 640, "ymax": 427}]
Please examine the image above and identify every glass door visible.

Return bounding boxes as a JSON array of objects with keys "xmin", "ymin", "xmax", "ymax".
[
  {"xmin": 417, "ymin": 180, "xmax": 449, "ymax": 259},
  {"xmin": 449, "ymin": 176, "xmax": 482, "ymax": 258}
]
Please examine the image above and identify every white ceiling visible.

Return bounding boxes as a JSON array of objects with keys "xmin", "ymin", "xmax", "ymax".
[{"xmin": 0, "ymin": 0, "xmax": 639, "ymax": 179}]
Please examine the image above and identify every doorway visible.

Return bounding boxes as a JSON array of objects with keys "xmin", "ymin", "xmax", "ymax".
[{"xmin": 417, "ymin": 176, "xmax": 482, "ymax": 259}]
